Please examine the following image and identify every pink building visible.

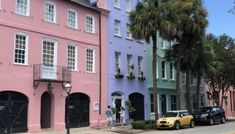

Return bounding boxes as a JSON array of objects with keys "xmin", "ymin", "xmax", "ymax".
[{"xmin": 0, "ymin": 0, "xmax": 108, "ymax": 133}]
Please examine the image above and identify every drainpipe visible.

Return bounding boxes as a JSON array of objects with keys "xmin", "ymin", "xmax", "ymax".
[{"xmin": 98, "ymin": 9, "xmax": 102, "ymax": 116}]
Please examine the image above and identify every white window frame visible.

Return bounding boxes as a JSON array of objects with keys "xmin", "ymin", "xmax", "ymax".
[
  {"xmin": 67, "ymin": 9, "xmax": 77, "ymax": 29},
  {"xmin": 161, "ymin": 60, "xmax": 166, "ymax": 79},
  {"xmin": 127, "ymin": 54, "xmax": 132, "ymax": 73},
  {"xmin": 170, "ymin": 62, "xmax": 174, "ymax": 80},
  {"xmin": 41, "ymin": 39, "xmax": 57, "ymax": 67},
  {"xmin": 138, "ymin": 56, "xmax": 143, "ymax": 76},
  {"xmin": 0, "ymin": 0, "xmax": 1, "ymax": 10},
  {"xmin": 114, "ymin": 0, "xmax": 120, "ymax": 9},
  {"xmin": 86, "ymin": 48, "xmax": 95, "ymax": 73},
  {"xmin": 156, "ymin": 61, "xmax": 159, "ymax": 78},
  {"xmin": 126, "ymin": 24, "xmax": 132, "ymax": 39},
  {"xmin": 114, "ymin": 20, "xmax": 121, "ymax": 36},
  {"xmin": 85, "ymin": 14, "xmax": 95, "ymax": 33},
  {"xmin": 161, "ymin": 40, "xmax": 166, "ymax": 49},
  {"xmin": 44, "ymin": 1, "xmax": 56, "ymax": 23},
  {"xmin": 15, "ymin": 0, "xmax": 30, "ymax": 16},
  {"xmin": 67, "ymin": 44, "xmax": 77, "ymax": 71},
  {"xmin": 115, "ymin": 52, "xmax": 121, "ymax": 72},
  {"xmin": 13, "ymin": 32, "xmax": 28, "ymax": 65},
  {"xmin": 126, "ymin": 0, "xmax": 131, "ymax": 12}
]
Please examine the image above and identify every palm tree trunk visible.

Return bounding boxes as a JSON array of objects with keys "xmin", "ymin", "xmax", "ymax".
[
  {"xmin": 175, "ymin": 52, "xmax": 181, "ymax": 110},
  {"xmin": 195, "ymin": 73, "xmax": 201, "ymax": 110},
  {"xmin": 152, "ymin": 34, "xmax": 159, "ymax": 120},
  {"xmin": 185, "ymin": 70, "xmax": 192, "ymax": 113}
]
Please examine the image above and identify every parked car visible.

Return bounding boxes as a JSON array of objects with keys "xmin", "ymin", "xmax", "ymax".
[
  {"xmin": 194, "ymin": 106, "xmax": 226, "ymax": 125},
  {"xmin": 156, "ymin": 110, "xmax": 194, "ymax": 130}
]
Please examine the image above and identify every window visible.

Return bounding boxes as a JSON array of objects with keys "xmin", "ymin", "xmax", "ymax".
[
  {"xmin": 44, "ymin": 1, "xmax": 56, "ymax": 23},
  {"xmin": 114, "ymin": 0, "xmax": 120, "ymax": 8},
  {"xmin": 200, "ymin": 95, "xmax": 204, "ymax": 107},
  {"xmin": 85, "ymin": 15, "xmax": 95, "ymax": 33},
  {"xmin": 233, "ymin": 91, "xmax": 235, "ymax": 111},
  {"xmin": 161, "ymin": 40, "xmax": 166, "ymax": 49},
  {"xmin": 181, "ymin": 73, "xmax": 186, "ymax": 84},
  {"xmin": 86, "ymin": 49, "xmax": 95, "ymax": 72},
  {"xmin": 42, "ymin": 40, "xmax": 56, "ymax": 67},
  {"xmin": 161, "ymin": 61, "xmax": 166, "ymax": 79},
  {"xmin": 150, "ymin": 94, "xmax": 154, "ymax": 113},
  {"xmin": 138, "ymin": 56, "xmax": 143, "ymax": 75},
  {"xmin": 126, "ymin": 24, "xmax": 132, "ymax": 39},
  {"xmin": 126, "ymin": 0, "xmax": 131, "ymax": 12},
  {"xmin": 115, "ymin": 52, "xmax": 121, "ymax": 72},
  {"xmin": 14, "ymin": 33, "xmax": 28, "ymax": 65},
  {"xmin": 67, "ymin": 9, "xmax": 77, "ymax": 29},
  {"xmin": 114, "ymin": 20, "xmax": 121, "ymax": 36},
  {"xmin": 127, "ymin": 54, "xmax": 132, "ymax": 73},
  {"xmin": 170, "ymin": 95, "xmax": 176, "ymax": 110},
  {"xmin": 170, "ymin": 62, "xmax": 174, "ymax": 80},
  {"xmin": 67, "ymin": 45, "xmax": 77, "ymax": 70},
  {"xmin": 16, "ymin": 0, "xmax": 30, "ymax": 16},
  {"xmin": 156, "ymin": 61, "xmax": 159, "ymax": 78}
]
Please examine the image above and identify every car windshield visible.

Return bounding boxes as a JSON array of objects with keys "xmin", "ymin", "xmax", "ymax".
[
  {"xmin": 164, "ymin": 112, "xmax": 178, "ymax": 117},
  {"xmin": 200, "ymin": 107, "xmax": 212, "ymax": 113}
]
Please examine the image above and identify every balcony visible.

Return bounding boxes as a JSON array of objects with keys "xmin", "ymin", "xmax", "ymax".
[{"xmin": 33, "ymin": 64, "xmax": 71, "ymax": 89}]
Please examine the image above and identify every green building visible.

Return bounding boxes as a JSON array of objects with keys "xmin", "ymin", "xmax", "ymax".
[{"xmin": 147, "ymin": 34, "xmax": 177, "ymax": 119}]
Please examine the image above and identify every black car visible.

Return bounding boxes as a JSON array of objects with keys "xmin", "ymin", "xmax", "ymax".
[{"xmin": 194, "ymin": 106, "xmax": 226, "ymax": 125}]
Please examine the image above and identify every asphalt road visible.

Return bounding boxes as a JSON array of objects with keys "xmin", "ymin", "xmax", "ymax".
[{"xmin": 141, "ymin": 121, "xmax": 235, "ymax": 134}]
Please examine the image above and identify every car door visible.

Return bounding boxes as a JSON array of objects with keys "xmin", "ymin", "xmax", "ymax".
[{"xmin": 178, "ymin": 112, "xmax": 188, "ymax": 126}]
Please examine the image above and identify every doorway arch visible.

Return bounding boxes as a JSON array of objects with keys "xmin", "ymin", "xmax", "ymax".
[
  {"xmin": 129, "ymin": 92, "xmax": 145, "ymax": 121},
  {"xmin": 40, "ymin": 92, "xmax": 52, "ymax": 129},
  {"xmin": 66, "ymin": 93, "xmax": 90, "ymax": 128},
  {"xmin": 0, "ymin": 91, "xmax": 28, "ymax": 133}
]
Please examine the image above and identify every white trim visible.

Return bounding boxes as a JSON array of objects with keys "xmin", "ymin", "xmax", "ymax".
[
  {"xmin": 85, "ymin": 14, "xmax": 95, "ymax": 33},
  {"xmin": 41, "ymin": 38, "xmax": 57, "ymax": 66},
  {"xmin": 114, "ymin": 0, "xmax": 120, "ymax": 9},
  {"xmin": 114, "ymin": 20, "xmax": 121, "ymax": 37},
  {"xmin": 13, "ymin": 32, "xmax": 29, "ymax": 65},
  {"xmin": 125, "ymin": 0, "xmax": 131, "ymax": 12},
  {"xmin": 67, "ymin": 8, "xmax": 78, "ymax": 29},
  {"xmin": 15, "ymin": 0, "xmax": 30, "ymax": 16},
  {"xmin": 156, "ymin": 61, "xmax": 159, "ymax": 79},
  {"xmin": 161, "ymin": 60, "xmax": 166, "ymax": 79},
  {"xmin": 67, "ymin": 43, "xmax": 78, "ymax": 71},
  {"xmin": 0, "ymin": 0, "xmax": 1, "ymax": 10},
  {"xmin": 44, "ymin": 1, "xmax": 56, "ymax": 23},
  {"xmin": 170, "ymin": 62, "xmax": 175, "ymax": 80},
  {"xmin": 85, "ymin": 48, "xmax": 95, "ymax": 73}
]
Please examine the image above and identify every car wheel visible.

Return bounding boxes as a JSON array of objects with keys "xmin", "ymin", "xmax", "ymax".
[
  {"xmin": 209, "ymin": 118, "xmax": 214, "ymax": 125},
  {"xmin": 174, "ymin": 121, "xmax": 180, "ymax": 130},
  {"xmin": 221, "ymin": 117, "xmax": 226, "ymax": 124},
  {"xmin": 190, "ymin": 120, "xmax": 195, "ymax": 128}
]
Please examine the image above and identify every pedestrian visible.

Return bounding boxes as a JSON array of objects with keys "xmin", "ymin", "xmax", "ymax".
[
  {"xmin": 119, "ymin": 106, "xmax": 125, "ymax": 127},
  {"xmin": 106, "ymin": 105, "xmax": 113, "ymax": 129}
]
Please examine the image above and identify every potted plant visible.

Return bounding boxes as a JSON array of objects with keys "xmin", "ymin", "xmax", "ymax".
[
  {"xmin": 115, "ymin": 68, "xmax": 124, "ymax": 79},
  {"xmin": 127, "ymin": 64, "xmax": 135, "ymax": 80},
  {"xmin": 127, "ymin": 101, "xmax": 136, "ymax": 124},
  {"xmin": 138, "ymin": 71, "xmax": 146, "ymax": 81}
]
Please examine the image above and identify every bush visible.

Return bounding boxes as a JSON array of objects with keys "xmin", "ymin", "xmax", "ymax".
[{"xmin": 131, "ymin": 120, "xmax": 156, "ymax": 130}]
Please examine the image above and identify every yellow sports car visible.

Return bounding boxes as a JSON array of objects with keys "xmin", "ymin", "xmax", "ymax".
[{"xmin": 156, "ymin": 110, "xmax": 194, "ymax": 130}]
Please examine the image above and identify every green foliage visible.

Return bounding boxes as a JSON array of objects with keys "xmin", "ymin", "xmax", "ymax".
[
  {"xmin": 127, "ymin": 101, "xmax": 136, "ymax": 113},
  {"xmin": 131, "ymin": 120, "xmax": 156, "ymax": 130},
  {"xmin": 115, "ymin": 68, "xmax": 124, "ymax": 79},
  {"xmin": 111, "ymin": 107, "xmax": 117, "ymax": 114}
]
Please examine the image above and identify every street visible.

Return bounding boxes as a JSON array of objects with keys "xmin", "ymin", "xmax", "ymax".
[{"xmin": 141, "ymin": 121, "xmax": 235, "ymax": 134}]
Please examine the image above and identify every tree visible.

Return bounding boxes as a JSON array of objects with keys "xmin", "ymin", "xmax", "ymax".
[
  {"xmin": 129, "ymin": 0, "xmax": 175, "ymax": 120},
  {"xmin": 205, "ymin": 34, "xmax": 235, "ymax": 107},
  {"xmin": 165, "ymin": 0, "xmax": 208, "ymax": 112}
]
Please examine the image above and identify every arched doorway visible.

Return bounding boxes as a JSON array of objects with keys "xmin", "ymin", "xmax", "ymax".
[
  {"xmin": 129, "ymin": 93, "xmax": 144, "ymax": 121},
  {"xmin": 66, "ymin": 93, "xmax": 90, "ymax": 128},
  {"xmin": 41, "ymin": 92, "xmax": 51, "ymax": 129},
  {"xmin": 0, "ymin": 91, "xmax": 28, "ymax": 133},
  {"xmin": 111, "ymin": 92, "xmax": 123, "ymax": 123}
]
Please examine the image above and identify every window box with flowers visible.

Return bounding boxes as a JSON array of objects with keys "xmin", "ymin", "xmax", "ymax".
[
  {"xmin": 126, "ymin": 64, "xmax": 135, "ymax": 80},
  {"xmin": 138, "ymin": 71, "xmax": 146, "ymax": 81},
  {"xmin": 115, "ymin": 68, "xmax": 124, "ymax": 79}
]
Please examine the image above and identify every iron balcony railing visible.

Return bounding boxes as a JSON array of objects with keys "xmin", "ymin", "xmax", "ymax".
[{"xmin": 33, "ymin": 64, "xmax": 71, "ymax": 88}]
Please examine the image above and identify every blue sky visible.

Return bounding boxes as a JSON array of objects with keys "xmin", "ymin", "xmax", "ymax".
[{"xmin": 204, "ymin": 0, "xmax": 235, "ymax": 38}]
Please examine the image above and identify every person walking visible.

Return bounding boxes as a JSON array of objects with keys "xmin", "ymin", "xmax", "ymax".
[
  {"xmin": 119, "ymin": 107, "xmax": 125, "ymax": 127},
  {"xmin": 106, "ymin": 105, "xmax": 113, "ymax": 129}
]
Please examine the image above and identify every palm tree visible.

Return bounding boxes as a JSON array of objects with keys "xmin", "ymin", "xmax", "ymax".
[{"xmin": 129, "ymin": 0, "xmax": 175, "ymax": 120}]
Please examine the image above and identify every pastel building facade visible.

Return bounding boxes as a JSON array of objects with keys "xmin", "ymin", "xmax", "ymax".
[
  {"xmin": 147, "ymin": 35, "xmax": 177, "ymax": 119},
  {"xmin": 107, "ymin": 0, "xmax": 148, "ymax": 123},
  {"xmin": 0, "ymin": 0, "xmax": 108, "ymax": 133}
]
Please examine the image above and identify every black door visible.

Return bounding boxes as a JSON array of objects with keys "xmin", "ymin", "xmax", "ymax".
[
  {"xmin": 41, "ymin": 92, "xmax": 51, "ymax": 128},
  {"xmin": 129, "ymin": 93, "xmax": 144, "ymax": 121},
  {"xmin": 161, "ymin": 95, "xmax": 167, "ymax": 115},
  {"xmin": 66, "ymin": 93, "xmax": 90, "ymax": 128},
  {"xmin": 115, "ymin": 99, "xmax": 121, "ymax": 123},
  {"xmin": 0, "ymin": 91, "xmax": 28, "ymax": 133}
]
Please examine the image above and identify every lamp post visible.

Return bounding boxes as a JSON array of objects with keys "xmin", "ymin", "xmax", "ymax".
[{"xmin": 63, "ymin": 83, "xmax": 72, "ymax": 134}]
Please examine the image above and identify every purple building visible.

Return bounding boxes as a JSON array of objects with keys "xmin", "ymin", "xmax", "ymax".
[{"xmin": 107, "ymin": 0, "xmax": 148, "ymax": 123}]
